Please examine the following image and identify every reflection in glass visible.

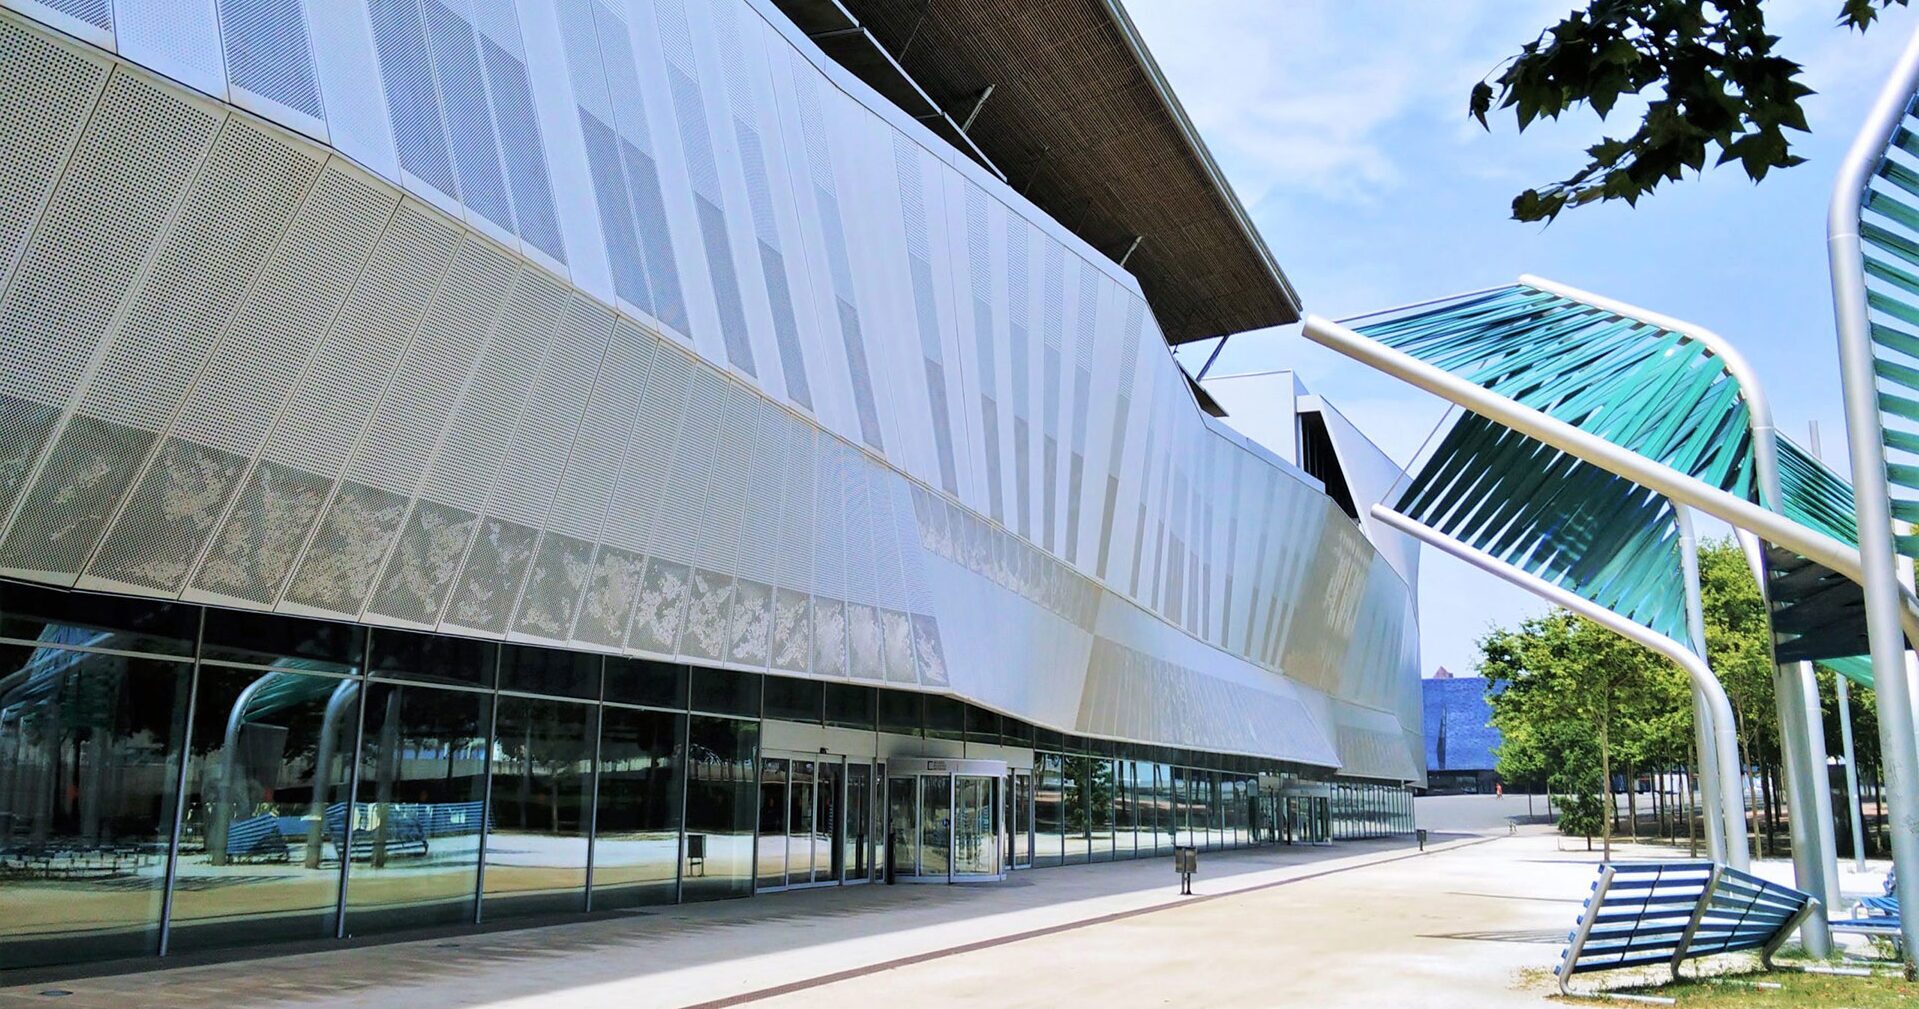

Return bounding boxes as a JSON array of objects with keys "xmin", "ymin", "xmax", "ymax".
[
  {"xmin": 763, "ymin": 677, "xmax": 822, "ymax": 723},
  {"xmin": 369, "ymin": 628, "xmax": 496, "ymax": 688},
  {"xmin": 682, "ymin": 716, "xmax": 757, "ymax": 901},
  {"xmin": 0, "ymin": 581, "xmax": 196, "ymax": 657},
  {"xmin": 886, "ymin": 775, "xmax": 917, "ymax": 878},
  {"xmin": 1114, "ymin": 760, "xmax": 1136, "ymax": 859},
  {"xmin": 690, "ymin": 668, "xmax": 759, "ymax": 718},
  {"xmin": 0, "ymin": 646, "xmax": 190, "ymax": 969},
  {"xmin": 1061, "ymin": 755, "xmax": 1092, "ymax": 863},
  {"xmin": 591, "ymin": 706, "xmax": 683, "ymax": 908},
  {"xmin": 1152, "ymin": 764, "xmax": 1174, "ymax": 853},
  {"xmin": 486, "ymin": 696, "xmax": 595, "ymax": 915},
  {"xmin": 168, "ymin": 667, "xmax": 357, "ymax": 953},
  {"xmin": 1173, "ymin": 768, "xmax": 1194, "ymax": 847},
  {"xmin": 953, "ymin": 775, "xmax": 997, "ymax": 875},
  {"xmin": 603, "ymin": 657, "xmax": 686, "ymax": 709},
  {"xmin": 844, "ymin": 762, "xmax": 871, "ymax": 881},
  {"xmin": 1088, "ymin": 758, "xmax": 1115, "ymax": 862},
  {"xmin": 1033, "ymin": 753, "xmax": 1063, "ymax": 867},
  {"xmin": 757, "ymin": 757, "xmax": 788, "ymax": 889},
  {"xmin": 919, "ymin": 774, "xmax": 949, "ymax": 878},
  {"xmin": 1012, "ymin": 770, "xmax": 1032, "ymax": 867},
  {"xmin": 815, "ymin": 760, "xmax": 841, "ymax": 882},
  {"xmin": 202, "ymin": 609, "xmax": 363, "ymax": 673},
  {"xmin": 499, "ymin": 645, "xmax": 600, "ymax": 700},
  {"xmin": 787, "ymin": 760, "xmax": 815, "ymax": 885},
  {"xmin": 344, "ymin": 682, "xmax": 490, "ymax": 934}
]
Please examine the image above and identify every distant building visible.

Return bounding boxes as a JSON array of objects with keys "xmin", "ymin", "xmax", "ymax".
[{"xmin": 1423, "ymin": 671, "xmax": 1503, "ymax": 794}]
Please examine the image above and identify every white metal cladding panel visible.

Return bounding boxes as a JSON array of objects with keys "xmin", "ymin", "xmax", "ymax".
[
  {"xmin": 809, "ymin": 428, "xmax": 844, "ymax": 601},
  {"xmin": 515, "ymin": 0, "xmax": 606, "ymax": 298},
  {"xmin": 423, "ymin": 0, "xmax": 515, "ymax": 235},
  {"xmin": 732, "ymin": 395, "xmax": 784, "ymax": 585},
  {"xmin": 590, "ymin": 1, "xmax": 687, "ymax": 335},
  {"xmin": 867, "ymin": 462, "xmax": 906, "ymax": 607},
  {"xmin": 485, "ymin": 294, "xmax": 615, "ymax": 526},
  {"xmin": 963, "ymin": 184, "xmax": 1006, "ymax": 525},
  {"xmin": 216, "ymin": 0, "xmax": 327, "ymax": 128},
  {"xmin": 622, "ymin": 0, "xmax": 711, "ymax": 359},
  {"xmin": 773, "ymin": 409, "xmax": 814, "ymax": 594},
  {"xmin": 511, "ymin": 318, "xmax": 657, "ymax": 637},
  {"xmin": 3, "ymin": 117, "xmax": 322, "ymax": 579},
  {"xmin": 342, "ymin": 239, "xmax": 515, "ymax": 495},
  {"xmin": 0, "ymin": 5, "xmax": 1424, "ymax": 767},
  {"xmin": 644, "ymin": 364, "xmax": 724, "ymax": 566},
  {"xmin": 365, "ymin": 0, "xmax": 461, "ymax": 204},
  {"xmin": 84, "ymin": 160, "xmax": 396, "ymax": 593},
  {"xmin": 0, "ymin": 70, "xmax": 221, "ymax": 549},
  {"xmin": 539, "ymin": 319, "xmax": 656, "ymax": 538},
  {"xmin": 307, "ymin": 0, "xmax": 399, "ymax": 179},
  {"xmin": 596, "ymin": 344, "xmax": 691, "ymax": 554},
  {"xmin": 1038, "ymin": 237, "xmax": 1064, "ymax": 553},
  {"xmin": 116, "ymin": 0, "xmax": 224, "ymax": 99},
  {"xmin": 691, "ymin": 380, "xmax": 755, "ymax": 574},
  {"xmin": 412, "ymin": 268, "xmax": 566, "ymax": 512},
  {"xmin": 256, "ymin": 201, "xmax": 457, "ymax": 474},
  {"xmin": 8, "ymin": 0, "xmax": 113, "ymax": 43},
  {"xmin": 0, "ymin": 21, "xmax": 108, "ymax": 286},
  {"xmin": 472, "ymin": 0, "xmax": 565, "ymax": 263},
  {"xmin": 840, "ymin": 445, "xmax": 875, "ymax": 607},
  {"xmin": 1005, "ymin": 216, "xmax": 1035, "ymax": 540}
]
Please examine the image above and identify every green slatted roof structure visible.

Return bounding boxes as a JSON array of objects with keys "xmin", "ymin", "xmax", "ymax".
[
  {"xmin": 1354, "ymin": 281, "xmax": 1874, "ymax": 685},
  {"xmin": 1860, "ymin": 109, "xmax": 1919, "ymax": 551},
  {"xmin": 1393, "ymin": 412, "xmax": 1689, "ymax": 644}
]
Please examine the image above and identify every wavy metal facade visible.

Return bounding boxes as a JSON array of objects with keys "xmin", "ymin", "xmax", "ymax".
[{"xmin": 0, "ymin": 2, "xmax": 1420, "ymax": 777}]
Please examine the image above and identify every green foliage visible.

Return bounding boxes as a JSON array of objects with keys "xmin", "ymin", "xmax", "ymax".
[
  {"xmin": 1556, "ymin": 789, "xmax": 1608, "ymax": 846},
  {"xmin": 1471, "ymin": 0, "xmax": 1910, "ymax": 222},
  {"xmin": 1697, "ymin": 537, "xmax": 1780, "ymax": 768}
]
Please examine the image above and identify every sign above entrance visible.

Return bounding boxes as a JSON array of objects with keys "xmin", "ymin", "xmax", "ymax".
[{"xmin": 888, "ymin": 756, "xmax": 1010, "ymax": 777}]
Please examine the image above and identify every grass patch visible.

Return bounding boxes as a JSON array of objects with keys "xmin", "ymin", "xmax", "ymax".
[{"xmin": 1562, "ymin": 967, "xmax": 1919, "ymax": 1006}]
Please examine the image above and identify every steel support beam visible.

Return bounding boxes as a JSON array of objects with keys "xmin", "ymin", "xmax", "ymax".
[
  {"xmin": 1374, "ymin": 504, "xmax": 1749, "ymax": 868},
  {"xmin": 1828, "ymin": 20, "xmax": 1919, "ymax": 974}
]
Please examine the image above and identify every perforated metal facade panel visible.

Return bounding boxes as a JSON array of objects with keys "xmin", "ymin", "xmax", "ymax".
[{"xmin": 0, "ymin": 6, "xmax": 1422, "ymax": 774}]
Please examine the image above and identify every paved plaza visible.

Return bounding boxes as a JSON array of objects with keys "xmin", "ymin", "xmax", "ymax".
[{"xmin": 9, "ymin": 796, "xmax": 1874, "ymax": 1009}]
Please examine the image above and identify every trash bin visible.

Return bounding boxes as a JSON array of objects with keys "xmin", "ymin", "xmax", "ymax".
[
  {"xmin": 1174, "ymin": 845, "xmax": 1198, "ymax": 894},
  {"xmin": 1416, "ymin": 828, "xmax": 1428, "ymax": 851}
]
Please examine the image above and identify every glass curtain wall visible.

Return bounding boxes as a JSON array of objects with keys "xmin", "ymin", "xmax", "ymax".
[{"xmin": 1034, "ymin": 752, "xmax": 1063, "ymax": 867}]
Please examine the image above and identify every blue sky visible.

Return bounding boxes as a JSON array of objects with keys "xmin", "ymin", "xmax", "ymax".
[{"xmin": 1129, "ymin": 1, "xmax": 1919, "ymax": 678}]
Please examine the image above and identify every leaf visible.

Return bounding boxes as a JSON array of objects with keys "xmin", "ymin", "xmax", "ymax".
[{"xmin": 1470, "ymin": 81, "xmax": 1495, "ymax": 128}]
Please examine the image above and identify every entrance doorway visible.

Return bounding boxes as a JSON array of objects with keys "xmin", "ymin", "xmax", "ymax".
[
  {"xmin": 757, "ymin": 751, "xmax": 877, "ymax": 891},
  {"xmin": 884, "ymin": 757, "xmax": 1008, "ymax": 883}
]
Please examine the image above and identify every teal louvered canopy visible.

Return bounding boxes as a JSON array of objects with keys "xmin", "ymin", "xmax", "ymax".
[
  {"xmin": 1355, "ymin": 282, "xmax": 1874, "ymax": 686},
  {"xmin": 1862, "ymin": 111, "xmax": 1919, "ymax": 551}
]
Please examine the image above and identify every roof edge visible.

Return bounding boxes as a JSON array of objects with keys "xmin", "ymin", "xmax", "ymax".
[{"xmin": 1099, "ymin": 0, "xmax": 1303, "ymax": 321}]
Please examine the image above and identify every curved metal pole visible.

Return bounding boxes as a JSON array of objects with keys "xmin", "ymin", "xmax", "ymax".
[
  {"xmin": 1676, "ymin": 507, "xmax": 1729, "ymax": 864},
  {"xmin": 1829, "ymin": 19, "xmax": 1919, "ymax": 974},
  {"xmin": 212, "ymin": 673, "xmax": 275, "ymax": 866},
  {"xmin": 1373, "ymin": 504, "xmax": 1749, "ymax": 869}
]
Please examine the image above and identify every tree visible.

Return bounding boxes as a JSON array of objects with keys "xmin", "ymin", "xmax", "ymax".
[
  {"xmin": 1696, "ymin": 536, "xmax": 1780, "ymax": 850},
  {"xmin": 1470, "ymin": 0, "xmax": 1911, "ymax": 222},
  {"xmin": 1480, "ymin": 610, "xmax": 1686, "ymax": 858}
]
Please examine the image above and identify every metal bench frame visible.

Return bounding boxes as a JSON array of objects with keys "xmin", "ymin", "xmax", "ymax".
[{"xmin": 1558, "ymin": 861, "xmax": 1819, "ymax": 1004}]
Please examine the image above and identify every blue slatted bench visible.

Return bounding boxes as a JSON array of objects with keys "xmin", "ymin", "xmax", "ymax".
[{"xmin": 1557, "ymin": 861, "xmax": 1819, "ymax": 1002}]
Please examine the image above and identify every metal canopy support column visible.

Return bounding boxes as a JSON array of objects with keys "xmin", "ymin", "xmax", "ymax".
[
  {"xmin": 1373, "ymin": 505, "xmax": 1749, "ymax": 869},
  {"xmin": 1676, "ymin": 507, "xmax": 1728, "ymax": 864},
  {"xmin": 1830, "ymin": 20, "xmax": 1919, "ymax": 974}
]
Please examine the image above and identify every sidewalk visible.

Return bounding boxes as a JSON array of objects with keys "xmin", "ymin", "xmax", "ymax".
[{"xmin": 0, "ymin": 835, "xmax": 1493, "ymax": 1009}]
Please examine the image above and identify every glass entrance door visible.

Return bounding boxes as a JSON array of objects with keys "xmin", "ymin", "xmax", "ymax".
[
  {"xmin": 953, "ymin": 775, "xmax": 999, "ymax": 876},
  {"xmin": 844, "ymin": 762, "xmax": 872, "ymax": 883},
  {"xmin": 887, "ymin": 775, "xmax": 918, "ymax": 880},
  {"xmin": 787, "ymin": 760, "xmax": 815, "ymax": 886},
  {"xmin": 758, "ymin": 752, "xmax": 860, "ymax": 892},
  {"xmin": 757, "ymin": 758, "xmax": 789, "ymax": 889}
]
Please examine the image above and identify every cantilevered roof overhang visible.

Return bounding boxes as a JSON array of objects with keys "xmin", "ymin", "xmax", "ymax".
[{"xmin": 771, "ymin": 0, "xmax": 1299, "ymax": 344}]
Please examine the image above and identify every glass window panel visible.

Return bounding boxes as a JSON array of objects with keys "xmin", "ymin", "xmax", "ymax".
[
  {"xmin": 844, "ymin": 762, "xmax": 873, "ymax": 881},
  {"xmin": 370, "ymin": 628, "xmax": 497, "ymax": 688},
  {"xmin": 963, "ymin": 706, "xmax": 999, "ymax": 744},
  {"xmin": 886, "ymin": 773, "xmax": 918, "ymax": 878},
  {"xmin": 876, "ymin": 689, "xmax": 919, "ymax": 736},
  {"xmin": 499, "ymin": 644, "xmax": 600, "ymax": 700},
  {"xmin": 923, "ymin": 695, "xmax": 964, "ymax": 740},
  {"xmin": 603, "ymin": 657, "xmax": 687, "ymax": 709},
  {"xmin": 682, "ymin": 716, "xmax": 757, "ymax": 900},
  {"xmin": 344, "ymin": 682, "xmax": 491, "ymax": 934},
  {"xmin": 690, "ymin": 668, "xmax": 760, "ymax": 718},
  {"xmin": 823, "ymin": 683, "xmax": 876, "ymax": 730},
  {"xmin": 1061, "ymin": 755, "xmax": 1091, "ymax": 864},
  {"xmin": 168, "ymin": 667, "xmax": 357, "ymax": 954},
  {"xmin": 590, "ymin": 707, "xmax": 683, "ymax": 908},
  {"xmin": 201, "ymin": 609, "xmax": 364, "ymax": 673},
  {"xmin": 953, "ymin": 775, "xmax": 996, "ymax": 875},
  {"xmin": 1012, "ymin": 769, "xmax": 1032, "ymax": 867},
  {"xmin": 762, "ymin": 676, "xmax": 822, "ymax": 724},
  {"xmin": 919, "ymin": 774, "xmax": 949, "ymax": 877},
  {"xmin": 1154, "ymin": 763, "xmax": 1175, "ymax": 853},
  {"xmin": 756, "ymin": 757, "xmax": 789, "ymax": 889},
  {"xmin": 1088, "ymin": 758, "xmax": 1115, "ymax": 862},
  {"xmin": 0, "ymin": 646, "xmax": 191, "ymax": 969},
  {"xmin": 484, "ymin": 696, "xmax": 595, "ymax": 915},
  {"xmin": 1114, "ymin": 760, "xmax": 1136, "ymax": 859},
  {"xmin": 1033, "ymin": 752, "xmax": 1063, "ymax": 867},
  {"xmin": 815, "ymin": 760, "xmax": 841, "ymax": 882},
  {"xmin": 0, "ymin": 581, "xmax": 196, "ymax": 657},
  {"xmin": 787, "ymin": 760, "xmax": 816, "ymax": 885}
]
